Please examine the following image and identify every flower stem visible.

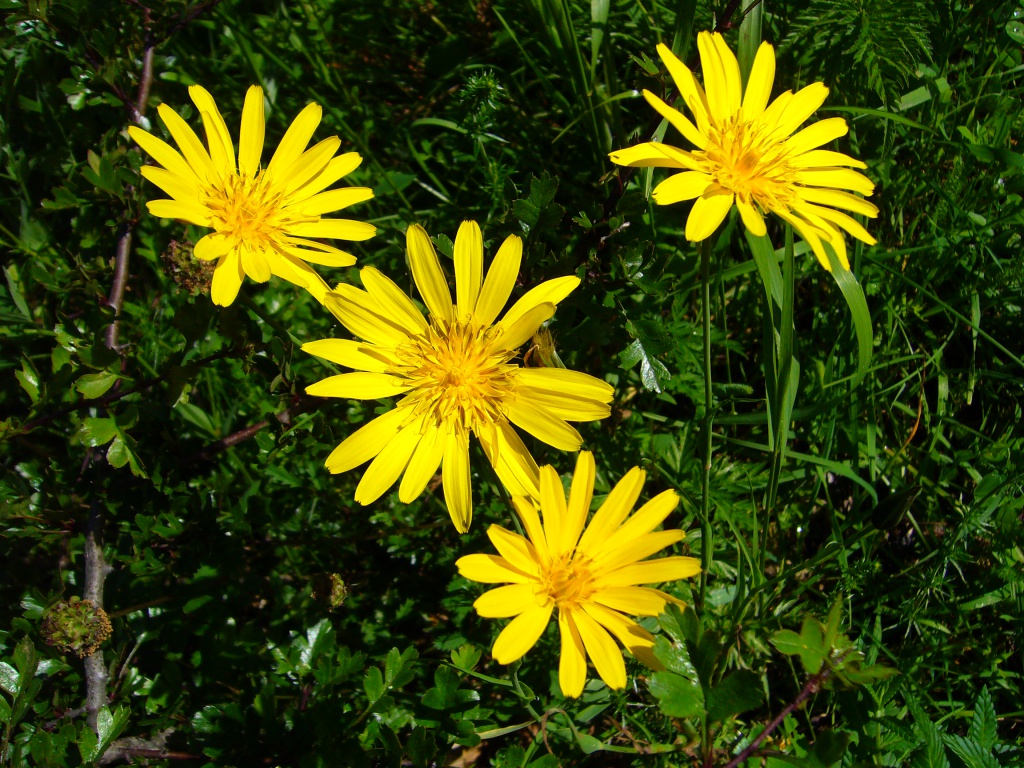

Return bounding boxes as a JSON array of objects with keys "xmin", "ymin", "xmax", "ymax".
[{"xmin": 698, "ymin": 237, "xmax": 714, "ymax": 610}]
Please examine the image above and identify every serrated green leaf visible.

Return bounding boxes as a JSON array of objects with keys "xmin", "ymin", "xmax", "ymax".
[
  {"xmin": 0, "ymin": 662, "xmax": 19, "ymax": 695},
  {"xmin": 451, "ymin": 643, "xmax": 481, "ymax": 671},
  {"xmin": 909, "ymin": 698, "xmax": 949, "ymax": 768},
  {"xmin": 943, "ymin": 734, "xmax": 1000, "ymax": 768},
  {"xmin": 968, "ymin": 686, "xmax": 997, "ymax": 750},
  {"xmin": 75, "ymin": 370, "xmax": 119, "ymax": 399},
  {"xmin": 706, "ymin": 670, "xmax": 764, "ymax": 723},
  {"xmin": 648, "ymin": 669, "xmax": 705, "ymax": 719},
  {"xmin": 364, "ymin": 666, "xmax": 385, "ymax": 701}
]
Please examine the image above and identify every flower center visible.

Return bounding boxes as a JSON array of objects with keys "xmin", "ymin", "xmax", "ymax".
[
  {"xmin": 700, "ymin": 114, "xmax": 797, "ymax": 211},
  {"xmin": 205, "ymin": 172, "xmax": 289, "ymax": 249},
  {"xmin": 393, "ymin": 317, "xmax": 518, "ymax": 434},
  {"xmin": 538, "ymin": 552, "xmax": 595, "ymax": 609}
]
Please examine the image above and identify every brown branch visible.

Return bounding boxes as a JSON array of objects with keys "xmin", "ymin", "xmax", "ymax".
[
  {"xmin": 185, "ymin": 397, "xmax": 324, "ymax": 464},
  {"xmin": 722, "ymin": 664, "xmax": 834, "ymax": 768}
]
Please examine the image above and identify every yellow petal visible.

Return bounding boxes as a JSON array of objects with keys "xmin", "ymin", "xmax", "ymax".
[
  {"xmin": 296, "ymin": 187, "xmax": 373, "ymax": 217},
  {"xmin": 442, "ymin": 429, "xmax": 472, "ymax": 533},
  {"xmin": 795, "ymin": 168, "xmax": 875, "ymax": 196},
  {"xmin": 480, "ymin": 420, "xmax": 541, "ymax": 500},
  {"xmin": 146, "ymin": 199, "xmax": 211, "ymax": 227},
  {"xmin": 474, "ymin": 584, "xmax": 539, "ymax": 618},
  {"xmin": 796, "ymin": 202, "xmax": 876, "ymax": 245},
  {"xmin": 493, "ymin": 303, "xmax": 555, "ymax": 353},
  {"xmin": 773, "ymin": 82, "xmax": 830, "ymax": 138},
  {"xmin": 491, "ymin": 602, "xmax": 553, "ymax": 664},
  {"xmin": 210, "ymin": 250, "xmax": 244, "ymax": 306},
  {"xmin": 697, "ymin": 32, "xmax": 729, "ymax": 124},
  {"xmin": 360, "ymin": 267, "xmax": 428, "ymax": 336},
  {"xmin": 486, "ymin": 525, "xmax": 542, "ymax": 577},
  {"xmin": 300, "ymin": 338, "xmax": 390, "ymax": 372},
  {"xmin": 656, "ymin": 42, "xmax": 711, "ymax": 135},
  {"xmin": 500, "ymin": 276, "xmax": 578, "ymax": 330},
  {"xmin": 596, "ymin": 556, "xmax": 702, "ymax": 587},
  {"xmin": 354, "ymin": 418, "xmax": 423, "ymax": 504},
  {"xmin": 325, "ymin": 285, "xmax": 411, "ymax": 345},
  {"xmin": 736, "ymin": 198, "xmax": 767, "ymax": 236},
  {"xmin": 572, "ymin": 607, "xmax": 626, "ymax": 690},
  {"xmin": 592, "ymin": 530, "xmax": 686, "ymax": 574},
  {"xmin": 741, "ymin": 41, "xmax": 775, "ymax": 121},
  {"xmin": 476, "ymin": 234, "xmax": 522, "ymax": 327},
  {"xmin": 505, "ymin": 399, "xmax": 582, "ymax": 452},
  {"xmin": 581, "ymin": 602, "xmax": 659, "ymax": 669},
  {"xmin": 784, "ymin": 117, "xmax": 849, "ymax": 156},
  {"xmin": 539, "ymin": 465, "xmax": 568, "ymax": 555},
  {"xmin": 558, "ymin": 609, "xmax": 588, "ymax": 698},
  {"xmin": 323, "ymin": 407, "xmax": 407, "ymax": 474},
  {"xmin": 789, "ymin": 149, "xmax": 867, "ymax": 170},
  {"xmin": 456, "ymin": 552, "xmax": 532, "ymax": 584},
  {"xmin": 511, "ymin": 496, "xmax": 548, "ymax": 559},
  {"xmin": 652, "ymin": 171, "xmax": 713, "ymax": 205},
  {"xmin": 193, "ymin": 233, "xmax": 233, "ymax": 261},
  {"xmin": 406, "ymin": 224, "xmax": 454, "ymax": 324},
  {"xmin": 591, "ymin": 586, "xmax": 679, "ymax": 616},
  {"xmin": 642, "ymin": 90, "xmax": 706, "ymax": 149},
  {"xmin": 710, "ymin": 32, "xmax": 742, "ymax": 117},
  {"xmin": 305, "ymin": 372, "xmax": 411, "ymax": 399},
  {"xmin": 240, "ymin": 247, "xmax": 271, "ymax": 283},
  {"xmin": 268, "ymin": 255, "xmax": 330, "ymax": 303},
  {"xmin": 266, "ymin": 101, "xmax": 322, "ymax": 178},
  {"xmin": 287, "ymin": 151, "xmax": 362, "ymax": 202},
  {"xmin": 795, "ymin": 186, "xmax": 879, "ymax": 218},
  {"xmin": 611, "ymin": 489, "xmax": 680, "ymax": 543},
  {"xmin": 517, "ymin": 387, "xmax": 611, "ymax": 422},
  {"xmin": 518, "ymin": 368, "xmax": 614, "ymax": 403},
  {"xmin": 609, "ymin": 142, "xmax": 699, "ymax": 170},
  {"xmin": 139, "ymin": 166, "xmax": 200, "ymax": 203},
  {"xmin": 238, "ymin": 85, "xmax": 265, "ymax": 177},
  {"xmin": 454, "ymin": 220, "xmax": 483, "ymax": 319},
  {"xmin": 287, "ymin": 219, "xmax": 376, "ymax": 242},
  {"xmin": 684, "ymin": 191, "xmax": 735, "ymax": 241},
  {"xmin": 156, "ymin": 103, "xmax": 215, "ymax": 180},
  {"xmin": 280, "ymin": 137, "xmax": 342, "ymax": 197},
  {"xmin": 128, "ymin": 125, "xmax": 201, "ymax": 183},
  {"xmin": 398, "ymin": 424, "xmax": 446, "ymax": 502},
  {"xmin": 281, "ymin": 243, "xmax": 357, "ymax": 268},
  {"xmin": 776, "ymin": 209, "xmax": 833, "ymax": 271},
  {"xmin": 577, "ymin": 466, "xmax": 645, "ymax": 554},
  {"xmin": 561, "ymin": 451, "xmax": 595, "ymax": 554},
  {"xmin": 189, "ymin": 86, "xmax": 236, "ymax": 174}
]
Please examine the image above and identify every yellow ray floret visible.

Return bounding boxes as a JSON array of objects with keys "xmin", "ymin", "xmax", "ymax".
[
  {"xmin": 456, "ymin": 452, "xmax": 700, "ymax": 697},
  {"xmin": 302, "ymin": 222, "xmax": 615, "ymax": 533},
  {"xmin": 129, "ymin": 85, "xmax": 375, "ymax": 306},
  {"xmin": 609, "ymin": 31, "xmax": 879, "ymax": 271}
]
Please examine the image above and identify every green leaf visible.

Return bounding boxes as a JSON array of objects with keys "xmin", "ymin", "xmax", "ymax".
[
  {"xmin": 364, "ymin": 666, "xmax": 385, "ymax": 701},
  {"xmin": 706, "ymin": 670, "xmax": 764, "ymax": 723},
  {"xmin": 4, "ymin": 265, "xmax": 31, "ymax": 319},
  {"xmin": 909, "ymin": 698, "xmax": 949, "ymax": 768},
  {"xmin": 812, "ymin": 730, "xmax": 851, "ymax": 766},
  {"xmin": 75, "ymin": 370, "xmax": 119, "ymax": 399},
  {"xmin": 421, "ymin": 665, "xmax": 479, "ymax": 710},
  {"xmin": 80, "ymin": 417, "xmax": 118, "ymax": 448},
  {"xmin": 106, "ymin": 433, "xmax": 147, "ymax": 477},
  {"xmin": 648, "ymin": 669, "xmax": 705, "ymax": 719},
  {"xmin": 451, "ymin": 643, "xmax": 482, "ymax": 671},
  {"xmin": 968, "ymin": 686, "xmax": 997, "ymax": 750},
  {"xmin": 15, "ymin": 358, "xmax": 39, "ymax": 403},
  {"xmin": 0, "ymin": 662, "xmax": 19, "ymax": 695},
  {"xmin": 826, "ymin": 249, "xmax": 873, "ymax": 386},
  {"xmin": 771, "ymin": 619, "xmax": 827, "ymax": 675},
  {"xmin": 943, "ymin": 735, "xmax": 1000, "ymax": 768},
  {"xmin": 619, "ymin": 338, "xmax": 672, "ymax": 392}
]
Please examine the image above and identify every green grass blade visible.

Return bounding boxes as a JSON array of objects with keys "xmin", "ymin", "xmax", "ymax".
[{"xmin": 827, "ymin": 249, "xmax": 873, "ymax": 387}]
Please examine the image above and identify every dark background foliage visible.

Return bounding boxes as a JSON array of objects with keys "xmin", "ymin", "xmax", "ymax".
[{"xmin": 2, "ymin": 0, "xmax": 1022, "ymax": 765}]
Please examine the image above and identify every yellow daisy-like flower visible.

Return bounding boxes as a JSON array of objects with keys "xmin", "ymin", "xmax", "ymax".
[
  {"xmin": 128, "ymin": 85, "xmax": 375, "ymax": 306},
  {"xmin": 456, "ymin": 452, "xmax": 700, "ymax": 698},
  {"xmin": 610, "ymin": 32, "xmax": 879, "ymax": 271},
  {"xmin": 303, "ymin": 221, "xmax": 614, "ymax": 533}
]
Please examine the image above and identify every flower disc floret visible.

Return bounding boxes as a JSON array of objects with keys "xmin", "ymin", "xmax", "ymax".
[
  {"xmin": 129, "ymin": 84, "xmax": 376, "ymax": 306},
  {"xmin": 456, "ymin": 453, "xmax": 701, "ymax": 697},
  {"xmin": 610, "ymin": 31, "xmax": 879, "ymax": 271},
  {"xmin": 302, "ymin": 221, "xmax": 615, "ymax": 533}
]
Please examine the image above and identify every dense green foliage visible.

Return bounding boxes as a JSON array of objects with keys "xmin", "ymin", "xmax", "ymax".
[{"xmin": 2, "ymin": 0, "xmax": 1023, "ymax": 765}]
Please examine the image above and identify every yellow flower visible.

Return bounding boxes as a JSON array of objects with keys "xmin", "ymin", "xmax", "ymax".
[
  {"xmin": 303, "ymin": 222, "xmax": 614, "ymax": 533},
  {"xmin": 456, "ymin": 452, "xmax": 700, "ymax": 698},
  {"xmin": 610, "ymin": 32, "xmax": 879, "ymax": 271},
  {"xmin": 129, "ymin": 85, "xmax": 375, "ymax": 306}
]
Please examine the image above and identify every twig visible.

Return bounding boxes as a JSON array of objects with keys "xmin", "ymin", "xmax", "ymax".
[
  {"xmin": 85, "ymin": 8, "xmax": 157, "ymax": 739},
  {"xmin": 184, "ymin": 397, "xmax": 324, "ymax": 464},
  {"xmin": 722, "ymin": 665, "xmax": 834, "ymax": 768}
]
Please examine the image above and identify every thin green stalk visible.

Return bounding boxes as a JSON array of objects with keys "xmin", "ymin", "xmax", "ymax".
[{"xmin": 698, "ymin": 237, "xmax": 714, "ymax": 610}]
